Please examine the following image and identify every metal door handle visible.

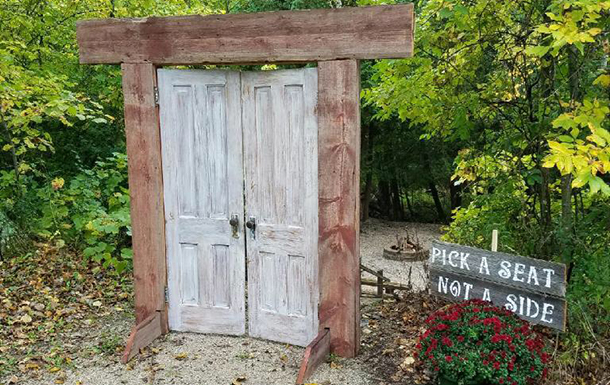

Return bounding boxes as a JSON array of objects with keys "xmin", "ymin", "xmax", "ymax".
[
  {"xmin": 246, "ymin": 216, "xmax": 256, "ymax": 239},
  {"xmin": 229, "ymin": 214, "xmax": 239, "ymax": 238}
]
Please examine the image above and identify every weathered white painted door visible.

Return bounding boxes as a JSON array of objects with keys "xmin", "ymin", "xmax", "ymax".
[
  {"xmin": 242, "ymin": 68, "xmax": 319, "ymax": 347},
  {"xmin": 158, "ymin": 69, "xmax": 246, "ymax": 335},
  {"xmin": 159, "ymin": 68, "xmax": 319, "ymax": 346}
]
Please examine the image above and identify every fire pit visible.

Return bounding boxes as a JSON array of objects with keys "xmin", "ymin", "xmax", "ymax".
[{"xmin": 383, "ymin": 231, "xmax": 428, "ymax": 262}]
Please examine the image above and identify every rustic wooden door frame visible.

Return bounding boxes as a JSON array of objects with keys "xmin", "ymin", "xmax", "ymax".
[{"xmin": 75, "ymin": 4, "xmax": 414, "ymax": 362}]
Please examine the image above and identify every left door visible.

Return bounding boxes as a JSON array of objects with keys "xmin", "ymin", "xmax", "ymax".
[{"xmin": 158, "ymin": 69, "xmax": 246, "ymax": 335}]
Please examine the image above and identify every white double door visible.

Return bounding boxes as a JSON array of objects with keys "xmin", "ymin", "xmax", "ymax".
[{"xmin": 158, "ymin": 68, "xmax": 318, "ymax": 347}]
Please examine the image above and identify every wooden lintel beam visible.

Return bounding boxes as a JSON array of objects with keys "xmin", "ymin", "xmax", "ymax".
[{"xmin": 77, "ymin": 4, "xmax": 414, "ymax": 65}]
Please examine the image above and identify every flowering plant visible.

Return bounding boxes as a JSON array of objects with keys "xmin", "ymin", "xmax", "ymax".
[{"xmin": 416, "ymin": 300, "xmax": 549, "ymax": 385}]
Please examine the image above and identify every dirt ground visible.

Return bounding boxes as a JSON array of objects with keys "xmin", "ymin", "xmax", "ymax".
[{"xmin": 4, "ymin": 220, "xmax": 443, "ymax": 385}]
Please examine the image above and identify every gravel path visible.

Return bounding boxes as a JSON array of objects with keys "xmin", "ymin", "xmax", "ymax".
[
  {"xmin": 19, "ymin": 332, "xmax": 374, "ymax": 385},
  {"xmin": 360, "ymin": 219, "xmax": 443, "ymax": 293},
  {"xmin": 15, "ymin": 220, "xmax": 442, "ymax": 385}
]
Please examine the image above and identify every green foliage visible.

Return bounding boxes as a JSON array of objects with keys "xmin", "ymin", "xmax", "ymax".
[
  {"xmin": 42, "ymin": 154, "xmax": 132, "ymax": 272},
  {"xmin": 364, "ymin": 1, "xmax": 610, "ymax": 380},
  {"xmin": 0, "ymin": 0, "xmax": 237, "ymax": 271},
  {"xmin": 3, "ymin": 153, "xmax": 132, "ymax": 272},
  {"xmin": 442, "ymin": 186, "xmax": 538, "ymax": 256}
]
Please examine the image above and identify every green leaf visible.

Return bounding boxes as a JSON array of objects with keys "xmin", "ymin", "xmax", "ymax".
[
  {"xmin": 439, "ymin": 8, "xmax": 452, "ymax": 19},
  {"xmin": 525, "ymin": 45, "xmax": 551, "ymax": 57}
]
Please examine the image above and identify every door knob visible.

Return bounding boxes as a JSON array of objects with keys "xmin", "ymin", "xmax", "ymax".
[
  {"xmin": 229, "ymin": 214, "xmax": 239, "ymax": 238},
  {"xmin": 246, "ymin": 216, "xmax": 256, "ymax": 239}
]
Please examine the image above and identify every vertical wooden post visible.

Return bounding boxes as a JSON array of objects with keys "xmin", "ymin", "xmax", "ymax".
[
  {"xmin": 377, "ymin": 270, "xmax": 384, "ymax": 298},
  {"xmin": 491, "ymin": 229, "xmax": 499, "ymax": 252},
  {"xmin": 120, "ymin": 62, "xmax": 168, "ymax": 362},
  {"xmin": 317, "ymin": 59, "xmax": 361, "ymax": 358}
]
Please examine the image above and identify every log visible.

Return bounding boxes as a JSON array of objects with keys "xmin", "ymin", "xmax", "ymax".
[
  {"xmin": 76, "ymin": 4, "xmax": 415, "ymax": 65},
  {"xmin": 318, "ymin": 60, "xmax": 361, "ymax": 358},
  {"xmin": 295, "ymin": 329, "xmax": 331, "ymax": 384}
]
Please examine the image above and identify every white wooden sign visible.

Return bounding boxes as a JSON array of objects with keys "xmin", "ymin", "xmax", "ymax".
[{"xmin": 429, "ymin": 240, "xmax": 567, "ymax": 331}]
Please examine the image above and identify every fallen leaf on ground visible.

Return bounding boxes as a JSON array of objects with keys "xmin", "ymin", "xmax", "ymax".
[{"xmin": 174, "ymin": 352, "xmax": 188, "ymax": 360}]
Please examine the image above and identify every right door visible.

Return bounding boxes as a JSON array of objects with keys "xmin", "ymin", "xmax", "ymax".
[{"xmin": 242, "ymin": 68, "xmax": 319, "ymax": 347}]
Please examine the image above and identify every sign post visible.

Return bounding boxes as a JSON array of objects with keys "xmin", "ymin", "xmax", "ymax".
[{"xmin": 429, "ymin": 240, "xmax": 567, "ymax": 331}]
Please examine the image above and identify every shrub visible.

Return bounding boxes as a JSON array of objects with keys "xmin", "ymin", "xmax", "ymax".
[{"xmin": 416, "ymin": 300, "xmax": 549, "ymax": 385}]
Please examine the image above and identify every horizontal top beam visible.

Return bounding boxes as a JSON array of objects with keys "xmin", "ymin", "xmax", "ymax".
[{"xmin": 76, "ymin": 4, "xmax": 414, "ymax": 65}]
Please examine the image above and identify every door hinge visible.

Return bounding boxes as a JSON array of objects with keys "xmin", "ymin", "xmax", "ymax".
[
  {"xmin": 164, "ymin": 286, "xmax": 169, "ymax": 303},
  {"xmin": 154, "ymin": 86, "xmax": 159, "ymax": 105}
]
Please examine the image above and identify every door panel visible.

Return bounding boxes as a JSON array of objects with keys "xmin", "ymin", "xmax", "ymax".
[
  {"xmin": 158, "ymin": 69, "xmax": 245, "ymax": 335},
  {"xmin": 242, "ymin": 68, "xmax": 319, "ymax": 347}
]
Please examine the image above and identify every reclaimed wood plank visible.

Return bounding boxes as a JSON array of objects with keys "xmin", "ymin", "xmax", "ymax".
[
  {"xmin": 429, "ymin": 269, "xmax": 567, "ymax": 331},
  {"xmin": 296, "ymin": 329, "xmax": 331, "ymax": 384},
  {"xmin": 318, "ymin": 59, "xmax": 361, "ymax": 358},
  {"xmin": 76, "ymin": 4, "xmax": 414, "ymax": 65},
  {"xmin": 121, "ymin": 312, "xmax": 163, "ymax": 363},
  {"xmin": 121, "ymin": 63, "xmax": 167, "ymax": 329},
  {"xmin": 430, "ymin": 240, "xmax": 567, "ymax": 297}
]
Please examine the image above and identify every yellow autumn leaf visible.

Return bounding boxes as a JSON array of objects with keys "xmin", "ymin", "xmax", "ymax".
[
  {"xmin": 174, "ymin": 352, "xmax": 188, "ymax": 360},
  {"xmin": 51, "ymin": 177, "xmax": 65, "ymax": 190},
  {"xmin": 593, "ymin": 74, "xmax": 610, "ymax": 88}
]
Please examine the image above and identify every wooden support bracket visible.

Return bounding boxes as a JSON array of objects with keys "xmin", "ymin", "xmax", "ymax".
[
  {"xmin": 296, "ymin": 328, "xmax": 331, "ymax": 385},
  {"xmin": 122, "ymin": 311, "xmax": 164, "ymax": 363}
]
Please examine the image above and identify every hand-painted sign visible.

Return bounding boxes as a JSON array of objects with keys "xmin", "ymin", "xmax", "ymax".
[{"xmin": 429, "ymin": 240, "xmax": 567, "ymax": 331}]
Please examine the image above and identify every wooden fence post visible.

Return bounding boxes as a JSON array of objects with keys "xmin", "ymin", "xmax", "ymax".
[{"xmin": 377, "ymin": 270, "xmax": 384, "ymax": 298}]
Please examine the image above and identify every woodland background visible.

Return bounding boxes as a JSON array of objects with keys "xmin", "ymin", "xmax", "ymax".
[{"xmin": 0, "ymin": 0, "xmax": 609, "ymax": 383}]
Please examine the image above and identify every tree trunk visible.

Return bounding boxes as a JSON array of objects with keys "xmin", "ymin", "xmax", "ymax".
[
  {"xmin": 450, "ymin": 180, "xmax": 462, "ymax": 212},
  {"xmin": 539, "ymin": 167, "xmax": 552, "ymax": 230},
  {"xmin": 361, "ymin": 123, "xmax": 375, "ymax": 222},
  {"xmin": 362, "ymin": 171, "xmax": 373, "ymax": 222},
  {"xmin": 1, "ymin": 115, "xmax": 20, "ymax": 187},
  {"xmin": 422, "ymin": 151, "xmax": 447, "ymax": 223},
  {"xmin": 428, "ymin": 181, "xmax": 447, "ymax": 224},
  {"xmin": 405, "ymin": 189, "xmax": 414, "ymax": 219},
  {"xmin": 563, "ymin": 45, "xmax": 581, "ymax": 282},
  {"xmin": 390, "ymin": 178, "xmax": 404, "ymax": 221},
  {"xmin": 378, "ymin": 180, "xmax": 392, "ymax": 219},
  {"xmin": 561, "ymin": 174, "xmax": 573, "ymax": 233}
]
